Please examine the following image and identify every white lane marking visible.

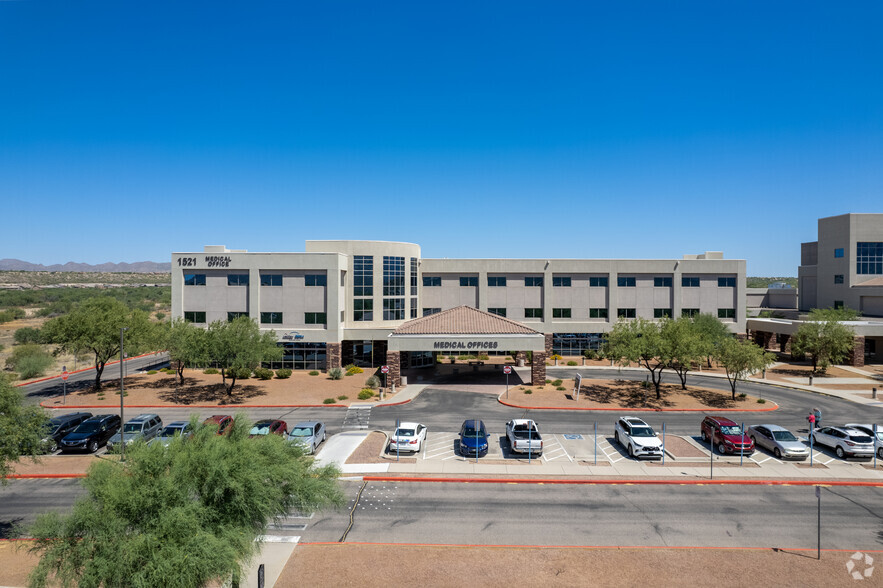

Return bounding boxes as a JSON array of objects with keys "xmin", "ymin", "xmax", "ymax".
[{"xmin": 258, "ymin": 535, "xmax": 301, "ymax": 543}]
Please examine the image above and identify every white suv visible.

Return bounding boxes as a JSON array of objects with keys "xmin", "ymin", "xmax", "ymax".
[{"xmin": 614, "ymin": 416, "xmax": 663, "ymax": 459}]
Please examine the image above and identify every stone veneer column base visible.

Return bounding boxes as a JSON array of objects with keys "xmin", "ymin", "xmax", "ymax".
[
  {"xmin": 326, "ymin": 343, "xmax": 341, "ymax": 370},
  {"xmin": 386, "ymin": 350, "xmax": 402, "ymax": 386},
  {"xmin": 850, "ymin": 336, "xmax": 865, "ymax": 367},
  {"xmin": 531, "ymin": 351, "xmax": 547, "ymax": 386}
]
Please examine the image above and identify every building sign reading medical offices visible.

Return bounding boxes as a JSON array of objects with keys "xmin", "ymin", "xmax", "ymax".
[{"xmin": 433, "ymin": 341, "xmax": 500, "ymax": 350}]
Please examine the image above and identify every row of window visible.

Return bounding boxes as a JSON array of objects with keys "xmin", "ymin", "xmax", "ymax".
[
  {"xmin": 183, "ymin": 274, "xmax": 327, "ymax": 287},
  {"xmin": 182, "ymin": 312, "xmax": 327, "ymax": 325},
  {"xmin": 421, "ymin": 307, "xmax": 735, "ymax": 319},
  {"xmin": 421, "ymin": 275, "xmax": 737, "ymax": 288}
]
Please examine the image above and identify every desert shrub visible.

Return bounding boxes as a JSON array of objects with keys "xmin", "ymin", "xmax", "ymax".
[
  {"xmin": 234, "ymin": 367, "xmax": 251, "ymax": 380},
  {"xmin": 556, "ymin": 386, "xmax": 566, "ymax": 391},
  {"xmin": 345, "ymin": 365, "xmax": 364, "ymax": 376},
  {"xmin": 545, "ymin": 379, "xmax": 551, "ymax": 384},
  {"xmin": 203, "ymin": 368, "xmax": 219, "ymax": 375},
  {"xmin": 147, "ymin": 370, "xmax": 158, "ymax": 375},
  {"xmin": 308, "ymin": 370, "xmax": 319, "ymax": 376},
  {"xmin": 5, "ymin": 344, "xmax": 53, "ymax": 379},
  {"xmin": 567, "ymin": 360, "xmax": 578, "ymax": 366},
  {"xmin": 524, "ymin": 389, "xmax": 533, "ymax": 395},
  {"xmin": 254, "ymin": 367, "xmax": 274, "ymax": 380},
  {"xmin": 364, "ymin": 375, "xmax": 380, "ymax": 389},
  {"xmin": 583, "ymin": 349, "xmax": 597, "ymax": 360},
  {"xmin": 14, "ymin": 327, "xmax": 44, "ymax": 345},
  {"xmin": 550, "ymin": 354, "xmax": 563, "ymax": 361},
  {"xmin": 552, "ymin": 379, "xmax": 563, "ymax": 387},
  {"xmin": 276, "ymin": 368, "xmax": 292, "ymax": 379},
  {"xmin": 0, "ymin": 307, "xmax": 26, "ymax": 324},
  {"xmin": 328, "ymin": 367, "xmax": 344, "ymax": 380},
  {"xmin": 337, "ymin": 395, "xmax": 348, "ymax": 401},
  {"xmin": 477, "ymin": 354, "xmax": 489, "ymax": 361},
  {"xmin": 757, "ymin": 398, "xmax": 766, "ymax": 404},
  {"xmin": 738, "ymin": 393, "xmax": 747, "ymax": 399},
  {"xmin": 155, "ymin": 312, "xmax": 166, "ymax": 321},
  {"xmin": 323, "ymin": 398, "xmax": 336, "ymax": 404},
  {"xmin": 358, "ymin": 389, "xmax": 374, "ymax": 400}
]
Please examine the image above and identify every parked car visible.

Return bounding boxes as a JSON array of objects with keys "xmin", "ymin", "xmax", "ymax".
[
  {"xmin": 809, "ymin": 426, "xmax": 875, "ymax": 459},
  {"xmin": 700, "ymin": 416, "xmax": 754, "ymax": 455},
  {"xmin": 459, "ymin": 419, "xmax": 489, "ymax": 457},
  {"xmin": 505, "ymin": 419, "xmax": 543, "ymax": 456},
  {"xmin": 845, "ymin": 424, "xmax": 883, "ymax": 459},
  {"xmin": 249, "ymin": 419, "xmax": 288, "ymax": 438},
  {"xmin": 202, "ymin": 415, "xmax": 234, "ymax": 436},
  {"xmin": 288, "ymin": 421, "xmax": 326, "ymax": 454},
  {"xmin": 41, "ymin": 412, "xmax": 92, "ymax": 453},
  {"xmin": 388, "ymin": 422, "xmax": 428, "ymax": 453},
  {"xmin": 614, "ymin": 416, "xmax": 663, "ymax": 459},
  {"xmin": 746, "ymin": 424, "xmax": 808, "ymax": 460},
  {"xmin": 107, "ymin": 414, "xmax": 163, "ymax": 452},
  {"xmin": 60, "ymin": 414, "xmax": 122, "ymax": 453},
  {"xmin": 150, "ymin": 421, "xmax": 194, "ymax": 447}
]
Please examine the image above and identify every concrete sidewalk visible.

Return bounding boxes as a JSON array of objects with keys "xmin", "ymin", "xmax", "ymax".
[{"xmin": 313, "ymin": 430, "xmax": 389, "ymax": 474}]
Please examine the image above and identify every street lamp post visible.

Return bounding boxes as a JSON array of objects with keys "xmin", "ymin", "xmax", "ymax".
[{"xmin": 120, "ymin": 327, "xmax": 128, "ymax": 463}]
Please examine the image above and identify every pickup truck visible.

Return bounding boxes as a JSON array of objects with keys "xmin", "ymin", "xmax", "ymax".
[{"xmin": 506, "ymin": 419, "xmax": 543, "ymax": 456}]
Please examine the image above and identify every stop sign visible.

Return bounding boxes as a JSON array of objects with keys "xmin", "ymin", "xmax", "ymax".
[
  {"xmin": 380, "ymin": 365, "xmax": 389, "ymax": 374},
  {"xmin": 503, "ymin": 366, "xmax": 512, "ymax": 374},
  {"xmin": 62, "ymin": 371, "xmax": 69, "ymax": 381}
]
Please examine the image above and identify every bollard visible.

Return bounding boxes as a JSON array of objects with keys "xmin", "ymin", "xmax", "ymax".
[
  {"xmin": 874, "ymin": 387, "xmax": 878, "ymax": 400},
  {"xmin": 809, "ymin": 374, "xmax": 813, "ymax": 386},
  {"xmin": 380, "ymin": 388, "xmax": 385, "ymax": 401},
  {"xmin": 391, "ymin": 383, "xmax": 396, "ymax": 395}
]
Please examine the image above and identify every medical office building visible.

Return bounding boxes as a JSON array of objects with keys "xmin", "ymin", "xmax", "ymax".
[{"xmin": 171, "ymin": 241, "xmax": 746, "ymax": 385}]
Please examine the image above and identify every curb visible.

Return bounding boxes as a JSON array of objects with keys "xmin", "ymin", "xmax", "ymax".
[
  {"xmin": 375, "ymin": 398, "xmax": 414, "ymax": 407},
  {"xmin": 5, "ymin": 474, "xmax": 87, "ymax": 479},
  {"xmin": 362, "ymin": 475, "xmax": 883, "ymax": 487},
  {"xmin": 39, "ymin": 401, "xmax": 348, "ymax": 410},
  {"xmin": 497, "ymin": 391, "xmax": 780, "ymax": 412},
  {"xmin": 16, "ymin": 352, "xmax": 164, "ymax": 387}
]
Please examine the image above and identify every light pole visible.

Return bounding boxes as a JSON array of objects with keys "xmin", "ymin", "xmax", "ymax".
[{"xmin": 120, "ymin": 327, "xmax": 128, "ymax": 463}]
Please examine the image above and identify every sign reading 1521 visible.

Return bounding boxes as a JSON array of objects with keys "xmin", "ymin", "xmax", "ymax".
[{"xmin": 176, "ymin": 256, "xmax": 232, "ymax": 268}]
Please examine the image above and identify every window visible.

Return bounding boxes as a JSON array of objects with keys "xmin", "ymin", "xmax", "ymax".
[
  {"xmin": 589, "ymin": 308, "xmax": 608, "ymax": 319},
  {"xmin": 460, "ymin": 276, "xmax": 478, "ymax": 287},
  {"xmin": 423, "ymin": 307, "xmax": 441, "ymax": 317},
  {"xmin": 304, "ymin": 312, "xmax": 326, "ymax": 325},
  {"xmin": 488, "ymin": 276, "xmax": 507, "ymax": 287},
  {"xmin": 183, "ymin": 311, "xmax": 206, "ymax": 323},
  {"xmin": 682, "ymin": 308, "xmax": 700, "ymax": 318},
  {"xmin": 227, "ymin": 312, "xmax": 248, "ymax": 321},
  {"xmin": 589, "ymin": 277, "xmax": 608, "ymax": 287},
  {"xmin": 553, "ymin": 276, "xmax": 571, "ymax": 287},
  {"xmin": 353, "ymin": 299, "xmax": 373, "ymax": 322},
  {"xmin": 227, "ymin": 274, "xmax": 249, "ymax": 286},
  {"xmin": 834, "ymin": 274, "xmax": 844, "ymax": 284},
  {"xmin": 524, "ymin": 308, "xmax": 542, "ymax": 318},
  {"xmin": 617, "ymin": 276, "xmax": 636, "ymax": 287},
  {"xmin": 654, "ymin": 277, "xmax": 672, "ymax": 287},
  {"xmin": 857, "ymin": 242, "xmax": 883, "ymax": 274},
  {"xmin": 717, "ymin": 308, "xmax": 735, "ymax": 319},
  {"xmin": 354, "ymin": 255, "xmax": 373, "ymax": 297},
  {"xmin": 552, "ymin": 333, "xmax": 605, "ymax": 355},
  {"xmin": 305, "ymin": 274, "xmax": 326, "ymax": 287},
  {"xmin": 525, "ymin": 276, "xmax": 543, "ymax": 287},
  {"xmin": 552, "ymin": 308, "xmax": 571, "ymax": 318},
  {"xmin": 260, "ymin": 274, "xmax": 282, "ymax": 287},
  {"xmin": 274, "ymin": 342, "xmax": 327, "ymax": 371},
  {"xmin": 383, "ymin": 256, "xmax": 405, "ymax": 296},
  {"xmin": 411, "ymin": 298, "xmax": 417, "ymax": 319},
  {"xmin": 654, "ymin": 308, "xmax": 672, "ymax": 318},
  {"xmin": 422, "ymin": 276, "xmax": 441, "ymax": 287},
  {"xmin": 261, "ymin": 312, "xmax": 283, "ymax": 324},
  {"xmin": 717, "ymin": 277, "xmax": 736, "ymax": 287},
  {"xmin": 834, "ymin": 247, "xmax": 844, "ymax": 258},
  {"xmin": 410, "ymin": 258, "xmax": 418, "ymax": 295},
  {"xmin": 834, "ymin": 300, "xmax": 844, "ymax": 309},
  {"xmin": 184, "ymin": 274, "xmax": 206, "ymax": 286},
  {"xmin": 383, "ymin": 298, "xmax": 405, "ymax": 320},
  {"xmin": 617, "ymin": 308, "xmax": 636, "ymax": 318},
  {"xmin": 682, "ymin": 276, "xmax": 700, "ymax": 287},
  {"xmin": 488, "ymin": 308, "xmax": 507, "ymax": 317}
]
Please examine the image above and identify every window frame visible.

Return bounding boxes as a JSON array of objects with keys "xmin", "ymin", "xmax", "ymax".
[
  {"xmin": 682, "ymin": 276, "xmax": 700, "ymax": 288},
  {"xmin": 524, "ymin": 308, "xmax": 542, "ymax": 318},
  {"xmin": 459, "ymin": 276, "xmax": 478, "ymax": 287},
  {"xmin": 653, "ymin": 277, "xmax": 672, "ymax": 287},
  {"xmin": 617, "ymin": 276, "xmax": 636, "ymax": 287},
  {"xmin": 260, "ymin": 311, "xmax": 284, "ymax": 325},
  {"xmin": 227, "ymin": 274, "xmax": 249, "ymax": 286},
  {"xmin": 524, "ymin": 276, "xmax": 543, "ymax": 287},
  {"xmin": 184, "ymin": 274, "xmax": 206, "ymax": 286},
  {"xmin": 260, "ymin": 274, "xmax": 282, "ymax": 287},
  {"xmin": 552, "ymin": 308, "xmax": 572, "ymax": 318},
  {"xmin": 552, "ymin": 276, "xmax": 572, "ymax": 287},
  {"xmin": 487, "ymin": 276, "xmax": 507, "ymax": 287},
  {"xmin": 304, "ymin": 312, "xmax": 327, "ymax": 325},
  {"xmin": 589, "ymin": 277, "xmax": 609, "ymax": 287},
  {"xmin": 422, "ymin": 276, "xmax": 441, "ymax": 287},
  {"xmin": 617, "ymin": 308, "xmax": 637, "ymax": 318},
  {"xmin": 183, "ymin": 311, "xmax": 206, "ymax": 323},
  {"xmin": 305, "ymin": 274, "xmax": 327, "ymax": 287},
  {"xmin": 588, "ymin": 308, "xmax": 608, "ymax": 319}
]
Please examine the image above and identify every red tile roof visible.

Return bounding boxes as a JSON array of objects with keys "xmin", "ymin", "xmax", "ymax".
[{"xmin": 391, "ymin": 306, "xmax": 541, "ymax": 335}]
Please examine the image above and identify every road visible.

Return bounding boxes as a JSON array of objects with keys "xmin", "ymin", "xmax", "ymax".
[{"xmin": 4, "ymin": 479, "xmax": 881, "ymax": 551}]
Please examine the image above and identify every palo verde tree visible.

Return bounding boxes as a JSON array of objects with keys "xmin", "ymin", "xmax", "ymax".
[
  {"xmin": 42, "ymin": 297, "xmax": 153, "ymax": 391},
  {"xmin": 791, "ymin": 309, "xmax": 856, "ymax": 374},
  {"xmin": 163, "ymin": 318, "xmax": 210, "ymax": 385},
  {"xmin": 660, "ymin": 316, "xmax": 704, "ymax": 390},
  {"xmin": 715, "ymin": 337, "xmax": 776, "ymax": 400},
  {"xmin": 27, "ymin": 415, "xmax": 343, "ymax": 588},
  {"xmin": 0, "ymin": 375, "xmax": 50, "ymax": 484},
  {"xmin": 603, "ymin": 317, "xmax": 670, "ymax": 399},
  {"xmin": 692, "ymin": 313, "xmax": 731, "ymax": 368},
  {"xmin": 206, "ymin": 316, "xmax": 282, "ymax": 395}
]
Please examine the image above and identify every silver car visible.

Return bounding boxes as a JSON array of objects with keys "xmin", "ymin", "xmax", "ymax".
[
  {"xmin": 287, "ymin": 421, "xmax": 326, "ymax": 454},
  {"xmin": 809, "ymin": 426, "xmax": 875, "ymax": 459},
  {"xmin": 746, "ymin": 424, "xmax": 808, "ymax": 461},
  {"xmin": 150, "ymin": 421, "xmax": 194, "ymax": 447},
  {"xmin": 107, "ymin": 414, "xmax": 163, "ymax": 452},
  {"xmin": 845, "ymin": 424, "xmax": 883, "ymax": 459}
]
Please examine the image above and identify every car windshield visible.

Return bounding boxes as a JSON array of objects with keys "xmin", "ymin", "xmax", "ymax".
[
  {"xmin": 463, "ymin": 428, "xmax": 486, "ymax": 438},
  {"xmin": 772, "ymin": 431, "xmax": 798, "ymax": 442},
  {"xmin": 123, "ymin": 423, "xmax": 143, "ymax": 433},
  {"xmin": 720, "ymin": 426, "xmax": 742, "ymax": 436},
  {"xmin": 291, "ymin": 428, "xmax": 313, "ymax": 437},
  {"xmin": 159, "ymin": 426, "xmax": 184, "ymax": 436},
  {"xmin": 75, "ymin": 422, "xmax": 101, "ymax": 433},
  {"xmin": 850, "ymin": 435, "xmax": 873, "ymax": 444},
  {"xmin": 631, "ymin": 426, "xmax": 655, "ymax": 437},
  {"xmin": 395, "ymin": 429, "xmax": 415, "ymax": 437},
  {"xmin": 249, "ymin": 425, "xmax": 270, "ymax": 435}
]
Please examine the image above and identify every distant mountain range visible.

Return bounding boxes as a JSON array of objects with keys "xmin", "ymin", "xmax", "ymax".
[{"xmin": 0, "ymin": 259, "xmax": 171, "ymax": 273}]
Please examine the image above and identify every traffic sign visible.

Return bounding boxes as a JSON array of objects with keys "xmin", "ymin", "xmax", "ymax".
[
  {"xmin": 503, "ymin": 365, "xmax": 512, "ymax": 374},
  {"xmin": 62, "ymin": 371, "xmax": 69, "ymax": 381},
  {"xmin": 380, "ymin": 365, "xmax": 389, "ymax": 374}
]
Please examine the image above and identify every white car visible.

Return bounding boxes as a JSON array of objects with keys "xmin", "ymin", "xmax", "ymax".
[
  {"xmin": 809, "ymin": 426, "xmax": 874, "ymax": 459},
  {"xmin": 845, "ymin": 424, "xmax": 883, "ymax": 459},
  {"xmin": 614, "ymin": 416, "xmax": 663, "ymax": 459},
  {"xmin": 388, "ymin": 422, "xmax": 427, "ymax": 454}
]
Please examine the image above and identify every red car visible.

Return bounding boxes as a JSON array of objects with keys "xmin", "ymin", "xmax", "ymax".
[
  {"xmin": 203, "ymin": 415, "xmax": 234, "ymax": 436},
  {"xmin": 701, "ymin": 416, "xmax": 754, "ymax": 455},
  {"xmin": 249, "ymin": 419, "xmax": 288, "ymax": 438}
]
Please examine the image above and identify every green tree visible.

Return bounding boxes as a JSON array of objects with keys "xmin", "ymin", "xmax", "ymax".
[
  {"xmin": 4, "ymin": 344, "xmax": 54, "ymax": 380},
  {"xmin": 162, "ymin": 318, "xmax": 210, "ymax": 385},
  {"xmin": 0, "ymin": 375, "xmax": 50, "ymax": 484},
  {"xmin": 603, "ymin": 318, "xmax": 669, "ymax": 399},
  {"xmin": 42, "ymin": 298, "xmax": 153, "ymax": 390},
  {"xmin": 14, "ymin": 327, "xmax": 45, "ymax": 345},
  {"xmin": 792, "ymin": 318, "xmax": 855, "ymax": 374},
  {"xmin": 660, "ymin": 316, "xmax": 704, "ymax": 390},
  {"xmin": 27, "ymin": 415, "xmax": 343, "ymax": 587},
  {"xmin": 692, "ymin": 313, "xmax": 731, "ymax": 367},
  {"xmin": 206, "ymin": 316, "xmax": 282, "ymax": 395},
  {"xmin": 715, "ymin": 338, "xmax": 775, "ymax": 399},
  {"xmin": 808, "ymin": 306, "xmax": 860, "ymax": 322}
]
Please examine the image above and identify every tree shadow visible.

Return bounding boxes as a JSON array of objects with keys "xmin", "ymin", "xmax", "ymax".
[
  {"xmin": 0, "ymin": 518, "xmax": 24, "ymax": 539},
  {"xmin": 156, "ymin": 381, "xmax": 268, "ymax": 405},
  {"xmin": 685, "ymin": 388, "xmax": 737, "ymax": 409}
]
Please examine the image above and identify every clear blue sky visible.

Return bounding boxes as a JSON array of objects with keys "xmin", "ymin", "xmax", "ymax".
[{"xmin": 1, "ymin": 1, "xmax": 881, "ymax": 275}]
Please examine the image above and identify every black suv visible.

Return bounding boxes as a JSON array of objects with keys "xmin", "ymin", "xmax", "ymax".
[
  {"xmin": 42, "ymin": 412, "xmax": 92, "ymax": 453},
  {"xmin": 60, "ymin": 414, "xmax": 122, "ymax": 453}
]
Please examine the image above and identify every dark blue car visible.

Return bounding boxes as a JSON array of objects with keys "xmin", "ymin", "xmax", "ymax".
[{"xmin": 459, "ymin": 419, "xmax": 489, "ymax": 457}]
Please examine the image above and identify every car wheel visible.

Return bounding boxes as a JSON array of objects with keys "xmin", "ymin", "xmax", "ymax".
[
  {"xmin": 701, "ymin": 431, "xmax": 708, "ymax": 443},
  {"xmin": 718, "ymin": 443, "xmax": 726, "ymax": 455},
  {"xmin": 614, "ymin": 431, "xmax": 620, "ymax": 445},
  {"xmin": 749, "ymin": 436, "xmax": 756, "ymax": 445},
  {"xmin": 774, "ymin": 448, "xmax": 782, "ymax": 459},
  {"xmin": 322, "ymin": 432, "xmax": 326, "ymax": 442},
  {"xmin": 628, "ymin": 444, "xmax": 634, "ymax": 458},
  {"xmin": 88, "ymin": 441, "xmax": 98, "ymax": 453},
  {"xmin": 836, "ymin": 446, "xmax": 845, "ymax": 459},
  {"xmin": 49, "ymin": 441, "xmax": 58, "ymax": 453},
  {"xmin": 878, "ymin": 447, "xmax": 883, "ymax": 459}
]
